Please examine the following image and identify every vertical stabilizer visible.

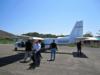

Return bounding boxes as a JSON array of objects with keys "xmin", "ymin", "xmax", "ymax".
[{"xmin": 69, "ymin": 21, "xmax": 83, "ymax": 43}]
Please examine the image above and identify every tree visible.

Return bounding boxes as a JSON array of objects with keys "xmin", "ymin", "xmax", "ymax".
[
  {"xmin": 83, "ymin": 32, "xmax": 93, "ymax": 37},
  {"xmin": 22, "ymin": 32, "xmax": 39, "ymax": 37},
  {"xmin": 22, "ymin": 32, "xmax": 66, "ymax": 38},
  {"xmin": 22, "ymin": 32, "xmax": 58, "ymax": 38}
]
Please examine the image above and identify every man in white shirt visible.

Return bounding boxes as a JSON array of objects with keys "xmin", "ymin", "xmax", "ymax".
[{"xmin": 32, "ymin": 40, "xmax": 41, "ymax": 67}]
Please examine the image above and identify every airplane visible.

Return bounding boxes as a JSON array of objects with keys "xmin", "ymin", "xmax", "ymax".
[
  {"xmin": 14, "ymin": 20, "xmax": 83, "ymax": 50},
  {"xmin": 43, "ymin": 20, "xmax": 83, "ymax": 45}
]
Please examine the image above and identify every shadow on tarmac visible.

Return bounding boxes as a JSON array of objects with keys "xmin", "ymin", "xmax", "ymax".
[
  {"xmin": 72, "ymin": 52, "xmax": 88, "ymax": 58},
  {"xmin": 0, "ymin": 50, "xmax": 88, "ymax": 67},
  {"xmin": 14, "ymin": 50, "xmax": 25, "ymax": 52},
  {"xmin": 0, "ymin": 53, "xmax": 24, "ymax": 67},
  {"xmin": 44, "ymin": 51, "xmax": 72, "ymax": 55},
  {"xmin": 27, "ymin": 63, "xmax": 36, "ymax": 70},
  {"xmin": 44, "ymin": 51, "xmax": 88, "ymax": 58}
]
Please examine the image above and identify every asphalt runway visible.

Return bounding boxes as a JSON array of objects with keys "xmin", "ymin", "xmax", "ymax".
[{"xmin": 0, "ymin": 44, "xmax": 100, "ymax": 75}]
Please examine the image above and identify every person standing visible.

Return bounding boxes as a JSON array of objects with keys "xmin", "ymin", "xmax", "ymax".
[
  {"xmin": 49, "ymin": 40, "xmax": 57, "ymax": 61},
  {"xmin": 23, "ymin": 39, "xmax": 32, "ymax": 62},
  {"xmin": 77, "ymin": 41, "xmax": 82, "ymax": 55},
  {"xmin": 33, "ymin": 40, "xmax": 41, "ymax": 67}
]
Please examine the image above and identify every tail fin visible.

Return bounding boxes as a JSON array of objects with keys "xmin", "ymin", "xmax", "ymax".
[{"xmin": 69, "ymin": 21, "xmax": 83, "ymax": 43}]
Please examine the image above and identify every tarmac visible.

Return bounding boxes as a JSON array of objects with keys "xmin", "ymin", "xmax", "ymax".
[{"xmin": 0, "ymin": 44, "xmax": 100, "ymax": 75}]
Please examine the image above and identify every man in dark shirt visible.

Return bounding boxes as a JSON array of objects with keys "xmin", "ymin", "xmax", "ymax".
[
  {"xmin": 49, "ymin": 40, "xmax": 57, "ymax": 61},
  {"xmin": 77, "ymin": 41, "xmax": 82, "ymax": 55},
  {"xmin": 23, "ymin": 40, "xmax": 32, "ymax": 62}
]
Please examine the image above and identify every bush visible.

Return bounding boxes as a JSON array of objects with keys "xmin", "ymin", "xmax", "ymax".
[{"xmin": 0, "ymin": 38, "xmax": 15, "ymax": 44}]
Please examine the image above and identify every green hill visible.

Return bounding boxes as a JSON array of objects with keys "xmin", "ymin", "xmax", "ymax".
[{"xmin": 0, "ymin": 30, "xmax": 16, "ymax": 44}]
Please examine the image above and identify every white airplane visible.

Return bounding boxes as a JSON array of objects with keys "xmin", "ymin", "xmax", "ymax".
[
  {"xmin": 14, "ymin": 21, "xmax": 83, "ymax": 50},
  {"xmin": 44, "ymin": 21, "xmax": 83, "ymax": 45}
]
